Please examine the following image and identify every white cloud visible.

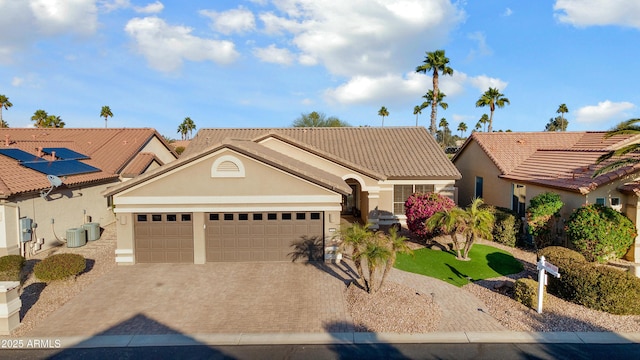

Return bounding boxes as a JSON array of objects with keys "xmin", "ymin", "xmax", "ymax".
[
  {"xmin": 200, "ymin": 6, "xmax": 256, "ymax": 35},
  {"xmin": 466, "ymin": 31, "xmax": 492, "ymax": 60},
  {"xmin": 11, "ymin": 73, "xmax": 42, "ymax": 88},
  {"xmin": 503, "ymin": 8, "xmax": 513, "ymax": 17},
  {"xmin": 467, "ymin": 75, "xmax": 508, "ymax": 93},
  {"xmin": 125, "ymin": 17, "xmax": 240, "ymax": 72},
  {"xmin": 575, "ymin": 100, "xmax": 635, "ymax": 123},
  {"xmin": 259, "ymin": 0, "xmax": 464, "ymax": 77},
  {"xmin": 99, "ymin": 0, "xmax": 130, "ymax": 12},
  {"xmin": 253, "ymin": 44, "xmax": 294, "ymax": 65},
  {"xmin": 11, "ymin": 77, "xmax": 24, "ymax": 87},
  {"xmin": 325, "ymin": 72, "xmax": 428, "ymax": 105},
  {"xmin": 134, "ymin": 1, "xmax": 163, "ymax": 14},
  {"xmin": 554, "ymin": 0, "xmax": 640, "ymax": 28}
]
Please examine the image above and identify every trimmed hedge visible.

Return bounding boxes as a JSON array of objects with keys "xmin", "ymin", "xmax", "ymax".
[
  {"xmin": 34, "ymin": 253, "xmax": 86, "ymax": 282},
  {"xmin": 539, "ymin": 246, "xmax": 640, "ymax": 315},
  {"xmin": 514, "ymin": 278, "xmax": 543, "ymax": 309},
  {"xmin": 0, "ymin": 255, "xmax": 25, "ymax": 281},
  {"xmin": 566, "ymin": 204, "xmax": 636, "ymax": 263}
]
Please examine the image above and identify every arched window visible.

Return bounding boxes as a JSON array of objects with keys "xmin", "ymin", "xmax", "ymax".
[{"xmin": 211, "ymin": 155, "xmax": 245, "ymax": 178}]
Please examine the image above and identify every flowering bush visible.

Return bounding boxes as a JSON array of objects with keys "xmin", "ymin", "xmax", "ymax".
[{"xmin": 404, "ymin": 192, "xmax": 455, "ymax": 238}]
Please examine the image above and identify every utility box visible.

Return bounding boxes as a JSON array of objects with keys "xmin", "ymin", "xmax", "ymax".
[{"xmin": 19, "ymin": 218, "xmax": 33, "ymax": 242}]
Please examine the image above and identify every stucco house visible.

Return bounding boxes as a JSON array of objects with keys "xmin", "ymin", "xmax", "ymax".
[
  {"xmin": 0, "ymin": 128, "xmax": 177, "ymax": 257},
  {"xmin": 452, "ymin": 131, "xmax": 640, "ymax": 263},
  {"xmin": 103, "ymin": 127, "xmax": 461, "ymax": 264}
]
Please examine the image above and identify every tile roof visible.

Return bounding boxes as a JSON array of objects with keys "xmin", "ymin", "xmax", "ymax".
[
  {"xmin": 0, "ymin": 128, "xmax": 172, "ymax": 198},
  {"xmin": 183, "ymin": 127, "xmax": 461, "ymax": 179},
  {"xmin": 121, "ymin": 152, "xmax": 163, "ymax": 178},
  {"xmin": 457, "ymin": 131, "xmax": 640, "ymax": 194},
  {"xmin": 104, "ymin": 139, "xmax": 352, "ymax": 197}
]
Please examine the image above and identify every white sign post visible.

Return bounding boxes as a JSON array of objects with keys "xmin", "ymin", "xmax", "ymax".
[{"xmin": 536, "ymin": 256, "xmax": 560, "ymax": 314}]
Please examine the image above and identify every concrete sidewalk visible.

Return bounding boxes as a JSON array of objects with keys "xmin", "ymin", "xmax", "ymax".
[{"xmin": 4, "ymin": 331, "xmax": 640, "ymax": 349}]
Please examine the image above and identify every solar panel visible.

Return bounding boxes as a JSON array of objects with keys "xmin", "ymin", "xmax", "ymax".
[
  {"xmin": 20, "ymin": 160, "xmax": 101, "ymax": 176},
  {"xmin": 41, "ymin": 147, "xmax": 90, "ymax": 160},
  {"xmin": 0, "ymin": 148, "xmax": 46, "ymax": 162}
]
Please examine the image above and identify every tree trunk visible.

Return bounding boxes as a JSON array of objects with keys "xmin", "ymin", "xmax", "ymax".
[
  {"xmin": 488, "ymin": 109, "xmax": 494, "ymax": 133},
  {"xmin": 450, "ymin": 233, "xmax": 462, "ymax": 259},
  {"xmin": 430, "ymin": 71, "xmax": 439, "ymax": 135},
  {"xmin": 463, "ymin": 234, "xmax": 475, "ymax": 259}
]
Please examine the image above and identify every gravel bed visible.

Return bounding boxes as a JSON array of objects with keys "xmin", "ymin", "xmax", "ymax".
[
  {"xmin": 345, "ymin": 281, "xmax": 440, "ymax": 333},
  {"xmin": 7, "ymin": 223, "xmax": 117, "ymax": 337}
]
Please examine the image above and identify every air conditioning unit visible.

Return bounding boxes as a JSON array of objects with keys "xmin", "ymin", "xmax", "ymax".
[{"xmin": 66, "ymin": 228, "xmax": 87, "ymax": 248}]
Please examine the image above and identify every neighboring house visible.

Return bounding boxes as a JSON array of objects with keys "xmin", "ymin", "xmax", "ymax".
[
  {"xmin": 0, "ymin": 128, "xmax": 178, "ymax": 257},
  {"xmin": 452, "ymin": 131, "xmax": 640, "ymax": 263},
  {"xmin": 103, "ymin": 127, "xmax": 460, "ymax": 264}
]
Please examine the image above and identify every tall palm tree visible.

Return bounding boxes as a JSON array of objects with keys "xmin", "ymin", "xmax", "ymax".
[
  {"xmin": 100, "ymin": 106, "xmax": 113, "ymax": 128},
  {"xmin": 31, "ymin": 109, "xmax": 49, "ymax": 128},
  {"xmin": 420, "ymin": 90, "xmax": 448, "ymax": 134},
  {"xmin": 460, "ymin": 198, "xmax": 494, "ymax": 259},
  {"xmin": 0, "ymin": 95, "xmax": 12, "ymax": 129},
  {"xmin": 415, "ymin": 49, "xmax": 454, "ymax": 136},
  {"xmin": 378, "ymin": 106, "xmax": 389, "ymax": 126},
  {"xmin": 183, "ymin": 117, "xmax": 196, "ymax": 139},
  {"xmin": 177, "ymin": 123, "xmax": 188, "ymax": 140},
  {"xmin": 594, "ymin": 118, "xmax": 640, "ymax": 176},
  {"xmin": 556, "ymin": 103, "xmax": 569, "ymax": 132},
  {"xmin": 475, "ymin": 88, "xmax": 510, "ymax": 132},
  {"xmin": 413, "ymin": 105, "xmax": 422, "ymax": 126},
  {"xmin": 474, "ymin": 121, "xmax": 482, "ymax": 132},
  {"xmin": 457, "ymin": 122, "xmax": 468, "ymax": 137},
  {"xmin": 477, "ymin": 114, "xmax": 489, "ymax": 132}
]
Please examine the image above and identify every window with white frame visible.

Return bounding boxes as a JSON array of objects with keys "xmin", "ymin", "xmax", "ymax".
[
  {"xmin": 393, "ymin": 184, "xmax": 435, "ymax": 215},
  {"xmin": 611, "ymin": 197, "xmax": 621, "ymax": 207},
  {"xmin": 595, "ymin": 198, "xmax": 605, "ymax": 205}
]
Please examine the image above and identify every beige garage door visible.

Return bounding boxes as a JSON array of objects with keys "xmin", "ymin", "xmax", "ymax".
[
  {"xmin": 205, "ymin": 211, "xmax": 324, "ymax": 262},
  {"xmin": 134, "ymin": 213, "xmax": 194, "ymax": 263}
]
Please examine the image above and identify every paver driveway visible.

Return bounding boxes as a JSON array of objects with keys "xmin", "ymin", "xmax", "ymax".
[{"xmin": 29, "ymin": 262, "xmax": 356, "ymax": 336}]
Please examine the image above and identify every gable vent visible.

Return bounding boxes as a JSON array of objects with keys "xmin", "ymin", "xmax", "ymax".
[{"xmin": 217, "ymin": 161, "xmax": 239, "ymax": 172}]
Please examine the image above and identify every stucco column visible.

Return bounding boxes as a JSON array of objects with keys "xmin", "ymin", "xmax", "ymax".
[
  {"xmin": 0, "ymin": 281, "xmax": 21, "ymax": 335},
  {"xmin": 115, "ymin": 213, "xmax": 135, "ymax": 265},
  {"xmin": 193, "ymin": 212, "xmax": 206, "ymax": 264},
  {"xmin": 0, "ymin": 204, "xmax": 19, "ymax": 257},
  {"xmin": 367, "ymin": 191, "xmax": 380, "ymax": 229}
]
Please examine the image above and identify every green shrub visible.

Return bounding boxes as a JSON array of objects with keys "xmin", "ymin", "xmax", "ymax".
[
  {"xmin": 488, "ymin": 206, "xmax": 521, "ymax": 247},
  {"xmin": 514, "ymin": 278, "xmax": 543, "ymax": 309},
  {"xmin": 538, "ymin": 246, "xmax": 586, "ymax": 265},
  {"xmin": 34, "ymin": 254, "xmax": 86, "ymax": 282},
  {"xmin": 566, "ymin": 204, "xmax": 636, "ymax": 263},
  {"xmin": 543, "ymin": 257, "xmax": 640, "ymax": 315},
  {"xmin": 175, "ymin": 146, "xmax": 185, "ymax": 155},
  {"xmin": 526, "ymin": 192, "xmax": 563, "ymax": 248},
  {"xmin": 0, "ymin": 255, "xmax": 26, "ymax": 281}
]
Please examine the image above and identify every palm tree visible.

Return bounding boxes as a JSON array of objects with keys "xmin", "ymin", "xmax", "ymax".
[
  {"xmin": 594, "ymin": 118, "xmax": 640, "ymax": 176},
  {"xmin": 477, "ymin": 114, "xmax": 489, "ymax": 132},
  {"xmin": 0, "ymin": 95, "xmax": 12, "ymax": 129},
  {"xmin": 438, "ymin": 118, "xmax": 449, "ymax": 145},
  {"xmin": 474, "ymin": 121, "xmax": 482, "ymax": 132},
  {"xmin": 292, "ymin": 111, "xmax": 350, "ymax": 127},
  {"xmin": 460, "ymin": 198, "xmax": 494, "ymax": 259},
  {"xmin": 183, "ymin": 117, "xmax": 196, "ymax": 139},
  {"xmin": 177, "ymin": 123, "xmax": 188, "ymax": 140},
  {"xmin": 100, "ymin": 106, "xmax": 113, "ymax": 128},
  {"xmin": 379, "ymin": 227, "xmax": 412, "ymax": 288},
  {"xmin": 475, "ymin": 88, "xmax": 510, "ymax": 132},
  {"xmin": 31, "ymin": 109, "xmax": 49, "ymax": 128},
  {"xmin": 340, "ymin": 223, "xmax": 374, "ymax": 290},
  {"xmin": 45, "ymin": 115, "xmax": 65, "ymax": 128},
  {"xmin": 457, "ymin": 122, "xmax": 468, "ymax": 138},
  {"xmin": 420, "ymin": 90, "xmax": 448, "ymax": 134},
  {"xmin": 413, "ymin": 105, "xmax": 423, "ymax": 126},
  {"xmin": 378, "ymin": 106, "xmax": 389, "ymax": 126},
  {"xmin": 416, "ymin": 49, "xmax": 454, "ymax": 136},
  {"xmin": 557, "ymin": 103, "xmax": 569, "ymax": 131},
  {"xmin": 425, "ymin": 207, "xmax": 468, "ymax": 260}
]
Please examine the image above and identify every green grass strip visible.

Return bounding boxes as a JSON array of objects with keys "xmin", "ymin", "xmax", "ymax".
[{"xmin": 395, "ymin": 244, "xmax": 524, "ymax": 287}]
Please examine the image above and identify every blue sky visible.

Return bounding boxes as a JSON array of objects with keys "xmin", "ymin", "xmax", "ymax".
[{"xmin": 0, "ymin": 0, "xmax": 639, "ymax": 138}]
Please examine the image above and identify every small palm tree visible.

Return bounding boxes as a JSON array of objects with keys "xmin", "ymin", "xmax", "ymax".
[
  {"xmin": 476, "ymin": 88, "xmax": 510, "ymax": 132},
  {"xmin": 416, "ymin": 49, "xmax": 454, "ymax": 135},
  {"xmin": 0, "ymin": 94, "xmax": 12, "ymax": 129},
  {"xmin": 183, "ymin": 117, "xmax": 196, "ymax": 139},
  {"xmin": 45, "ymin": 115, "xmax": 65, "ymax": 128},
  {"xmin": 177, "ymin": 123, "xmax": 188, "ymax": 140},
  {"xmin": 31, "ymin": 109, "xmax": 49, "ymax": 128},
  {"xmin": 379, "ymin": 227, "xmax": 412, "ymax": 287},
  {"xmin": 425, "ymin": 207, "xmax": 468, "ymax": 260},
  {"xmin": 339, "ymin": 223, "xmax": 373, "ymax": 290},
  {"xmin": 460, "ymin": 198, "xmax": 494, "ymax": 259},
  {"xmin": 556, "ymin": 104, "xmax": 569, "ymax": 131},
  {"xmin": 413, "ymin": 105, "xmax": 423, "ymax": 126},
  {"xmin": 378, "ymin": 106, "xmax": 389, "ymax": 126},
  {"xmin": 458, "ymin": 122, "xmax": 468, "ymax": 138},
  {"xmin": 100, "ymin": 106, "xmax": 113, "ymax": 128},
  {"xmin": 594, "ymin": 118, "xmax": 640, "ymax": 176}
]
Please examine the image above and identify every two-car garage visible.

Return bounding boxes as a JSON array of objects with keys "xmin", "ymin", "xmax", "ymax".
[{"xmin": 133, "ymin": 211, "xmax": 324, "ymax": 263}]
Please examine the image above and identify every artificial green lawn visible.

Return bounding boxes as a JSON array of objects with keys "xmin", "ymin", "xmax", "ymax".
[{"xmin": 394, "ymin": 244, "xmax": 524, "ymax": 287}]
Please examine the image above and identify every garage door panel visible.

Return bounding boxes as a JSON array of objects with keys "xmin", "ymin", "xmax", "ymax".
[
  {"xmin": 134, "ymin": 213, "xmax": 194, "ymax": 263},
  {"xmin": 206, "ymin": 212, "xmax": 324, "ymax": 262}
]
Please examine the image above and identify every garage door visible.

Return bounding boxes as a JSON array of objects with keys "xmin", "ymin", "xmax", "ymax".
[
  {"xmin": 134, "ymin": 213, "xmax": 194, "ymax": 263},
  {"xmin": 205, "ymin": 211, "xmax": 324, "ymax": 262}
]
